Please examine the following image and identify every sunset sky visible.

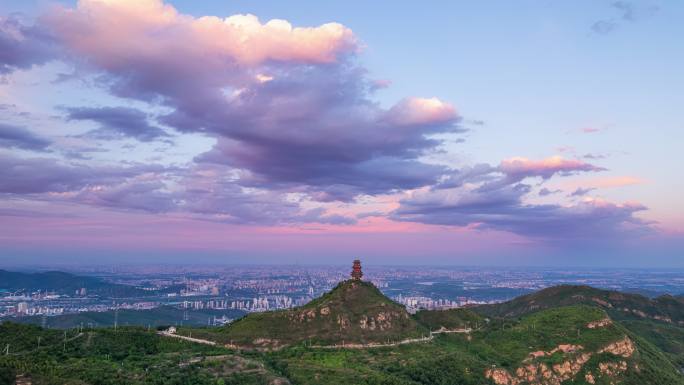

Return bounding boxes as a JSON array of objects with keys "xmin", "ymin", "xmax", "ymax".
[{"xmin": 1, "ymin": 0, "xmax": 682, "ymax": 266}]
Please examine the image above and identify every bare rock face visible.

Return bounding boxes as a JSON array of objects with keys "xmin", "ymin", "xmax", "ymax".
[
  {"xmin": 585, "ymin": 372, "xmax": 596, "ymax": 384},
  {"xmin": 358, "ymin": 311, "xmax": 403, "ymax": 331},
  {"xmin": 252, "ymin": 338, "xmax": 281, "ymax": 349},
  {"xmin": 592, "ymin": 297, "xmax": 612, "ymax": 307},
  {"xmin": 599, "ymin": 361, "xmax": 628, "ymax": 376},
  {"xmin": 587, "ymin": 318, "xmax": 612, "ymax": 329},
  {"xmin": 485, "ymin": 337, "xmax": 635, "ymax": 385},
  {"xmin": 337, "ymin": 314, "xmax": 350, "ymax": 330},
  {"xmin": 524, "ymin": 344, "xmax": 583, "ymax": 362},
  {"xmin": 291, "ymin": 309, "xmax": 317, "ymax": 322},
  {"xmin": 485, "ymin": 368, "xmax": 519, "ymax": 385},
  {"xmin": 598, "ymin": 337, "xmax": 635, "ymax": 358}
]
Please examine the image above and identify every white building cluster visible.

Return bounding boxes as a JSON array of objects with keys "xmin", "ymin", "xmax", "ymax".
[{"xmin": 181, "ymin": 295, "xmax": 295, "ymax": 312}]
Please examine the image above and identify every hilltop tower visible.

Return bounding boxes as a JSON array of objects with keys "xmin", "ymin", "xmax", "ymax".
[{"xmin": 351, "ymin": 259, "xmax": 363, "ymax": 280}]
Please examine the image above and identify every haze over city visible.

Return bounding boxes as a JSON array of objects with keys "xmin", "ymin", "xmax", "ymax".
[{"xmin": 1, "ymin": 0, "xmax": 682, "ymax": 267}]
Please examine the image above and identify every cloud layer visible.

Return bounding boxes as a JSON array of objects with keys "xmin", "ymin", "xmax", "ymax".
[
  {"xmin": 66, "ymin": 106, "xmax": 169, "ymax": 142},
  {"xmin": 392, "ymin": 160, "xmax": 648, "ymax": 241},
  {"xmin": 0, "ymin": 0, "xmax": 657, "ymax": 248}
]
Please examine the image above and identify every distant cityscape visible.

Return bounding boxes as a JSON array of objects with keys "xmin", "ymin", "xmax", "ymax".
[{"xmin": 2, "ymin": 265, "xmax": 684, "ymax": 324}]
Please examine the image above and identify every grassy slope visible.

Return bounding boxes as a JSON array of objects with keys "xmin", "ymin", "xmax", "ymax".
[
  {"xmin": 474, "ymin": 285, "xmax": 684, "ymax": 324},
  {"xmin": 0, "ymin": 322, "xmax": 285, "ymax": 385},
  {"xmin": 620, "ymin": 319, "xmax": 684, "ymax": 367},
  {"xmin": 412, "ymin": 308, "xmax": 484, "ymax": 331},
  {"xmin": 265, "ymin": 305, "xmax": 684, "ymax": 385}
]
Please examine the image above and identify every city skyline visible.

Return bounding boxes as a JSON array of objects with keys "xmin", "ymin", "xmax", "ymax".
[{"xmin": 0, "ymin": 0, "xmax": 682, "ymax": 266}]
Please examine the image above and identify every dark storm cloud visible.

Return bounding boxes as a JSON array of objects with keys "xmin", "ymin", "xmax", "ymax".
[
  {"xmin": 0, "ymin": 123, "xmax": 51, "ymax": 151},
  {"xmin": 65, "ymin": 106, "xmax": 170, "ymax": 142}
]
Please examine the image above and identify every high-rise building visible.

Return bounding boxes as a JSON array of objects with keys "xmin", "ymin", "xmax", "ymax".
[{"xmin": 17, "ymin": 302, "xmax": 29, "ymax": 314}]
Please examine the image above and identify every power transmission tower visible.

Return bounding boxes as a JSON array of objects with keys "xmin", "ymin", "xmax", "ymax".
[{"xmin": 114, "ymin": 309, "xmax": 119, "ymax": 331}]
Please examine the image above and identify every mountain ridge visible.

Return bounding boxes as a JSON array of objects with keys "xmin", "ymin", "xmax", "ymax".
[
  {"xmin": 473, "ymin": 284, "xmax": 684, "ymax": 326},
  {"xmin": 0, "ymin": 269, "xmax": 156, "ymax": 297}
]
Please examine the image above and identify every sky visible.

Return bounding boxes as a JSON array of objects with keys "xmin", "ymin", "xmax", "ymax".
[{"xmin": 0, "ymin": 0, "xmax": 682, "ymax": 267}]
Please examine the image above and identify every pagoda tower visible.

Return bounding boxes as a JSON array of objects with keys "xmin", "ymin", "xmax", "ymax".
[{"xmin": 351, "ymin": 259, "xmax": 363, "ymax": 280}]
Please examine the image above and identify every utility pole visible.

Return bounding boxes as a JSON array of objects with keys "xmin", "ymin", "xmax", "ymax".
[
  {"xmin": 37, "ymin": 336, "xmax": 41, "ymax": 349},
  {"xmin": 63, "ymin": 331, "xmax": 67, "ymax": 352},
  {"xmin": 4, "ymin": 344, "xmax": 8, "ymax": 355}
]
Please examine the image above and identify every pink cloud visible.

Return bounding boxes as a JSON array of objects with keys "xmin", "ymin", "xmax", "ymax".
[
  {"xmin": 499, "ymin": 156, "xmax": 606, "ymax": 180},
  {"xmin": 44, "ymin": 0, "xmax": 357, "ymax": 72},
  {"xmin": 557, "ymin": 176, "xmax": 644, "ymax": 192},
  {"xmin": 387, "ymin": 97, "xmax": 459, "ymax": 126}
]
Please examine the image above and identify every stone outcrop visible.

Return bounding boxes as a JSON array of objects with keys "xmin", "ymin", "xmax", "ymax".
[
  {"xmin": 587, "ymin": 318, "xmax": 612, "ymax": 329},
  {"xmin": 485, "ymin": 337, "xmax": 635, "ymax": 385},
  {"xmin": 598, "ymin": 337, "xmax": 635, "ymax": 358}
]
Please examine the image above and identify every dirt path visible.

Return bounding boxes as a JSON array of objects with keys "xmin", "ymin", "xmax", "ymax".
[
  {"xmin": 157, "ymin": 331, "xmax": 217, "ymax": 346},
  {"xmin": 158, "ymin": 327, "xmax": 476, "ymax": 350}
]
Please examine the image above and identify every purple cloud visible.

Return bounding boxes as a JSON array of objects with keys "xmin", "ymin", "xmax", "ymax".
[
  {"xmin": 539, "ymin": 187, "xmax": 561, "ymax": 196},
  {"xmin": 391, "ymin": 157, "xmax": 649, "ymax": 241},
  {"xmin": 569, "ymin": 187, "xmax": 596, "ymax": 197},
  {"xmin": 0, "ymin": 154, "xmax": 164, "ymax": 194},
  {"xmin": 65, "ymin": 106, "xmax": 169, "ymax": 142},
  {"xmin": 392, "ymin": 183, "xmax": 650, "ymax": 241},
  {"xmin": 498, "ymin": 156, "xmax": 606, "ymax": 181},
  {"xmin": 0, "ymin": 16, "xmax": 55, "ymax": 74},
  {"xmin": 0, "ymin": 1, "xmax": 656, "ymax": 240},
  {"xmin": 0, "ymin": 123, "xmax": 51, "ymax": 151},
  {"xmin": 37, "ymin": 1, "xmax": 463, "ymax": 201},
  {"xmin": 0, "ymin": 153, "xmax": 355, "ymax": 226}
]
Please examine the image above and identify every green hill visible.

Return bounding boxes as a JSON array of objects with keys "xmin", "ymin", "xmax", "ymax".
[
  {"xmin": 474, "ymin": 284, "xmax": 684, "ymax": 325},
  {"xmin": 475, "ymin": 305, "xmax": 684, "ymax": 385},
  {"xmin": 192, "ymin": 280, "xmax": 425, "ymax": 348}
]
